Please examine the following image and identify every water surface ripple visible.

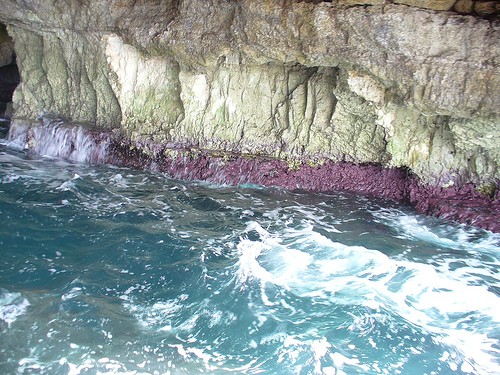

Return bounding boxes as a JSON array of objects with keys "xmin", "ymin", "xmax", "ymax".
[{"xmin": 0, "ymin": 144, "xmax": 499, "ymax": 374}]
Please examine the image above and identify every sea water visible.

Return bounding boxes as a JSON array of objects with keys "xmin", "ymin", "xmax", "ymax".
[{"xmin": 0, "ymin": 141, "xmax": 499, "ymax": 375}]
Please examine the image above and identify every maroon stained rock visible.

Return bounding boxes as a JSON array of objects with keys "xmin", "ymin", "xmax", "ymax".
[{"xmin": 107, "ymin": 139, "xmax": 499, "ymax": 233}]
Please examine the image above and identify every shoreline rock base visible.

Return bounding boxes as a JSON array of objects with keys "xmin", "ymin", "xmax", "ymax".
[{"xmin": 8, "ymin": 119, "xmax": 498, "ymax": 232}]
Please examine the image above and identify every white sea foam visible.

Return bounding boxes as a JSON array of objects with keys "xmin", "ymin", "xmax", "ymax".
[
  {"xmin": 234, "ymin": 218, "xmax": 500, "ymax": 374},
  {"xmin": 61, "ymin": 287, "xmax": 83, "ymax": 301},
  {"xmin": 7, "ymin": 119, "xmax": 110, "ymax": 164},
  {"xmin": 374, "ymin": 208, "xmax": 500, "ymax": 253},
  {"xmin": 124, "ymin": 294, "xmax": 188, "ymax": 330},
  {"xmin": 110, "ymin": 173, "xmax": 128, "ymax": 188},
  {"xmin": 236, "ymin": 238, "xmax": 274, "ymax": 287},
  {"xmin": 0, "ymin": 289, "xmax": 30, "ymax": 327},
  {"xmin": 56, "ymin": 174, "xmax": 81, "ymax": 192}
]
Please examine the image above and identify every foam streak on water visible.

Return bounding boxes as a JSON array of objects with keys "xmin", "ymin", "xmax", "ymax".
[{"xmin": 0, "ymin": 142, "xmax": 499, "ymax": 374}]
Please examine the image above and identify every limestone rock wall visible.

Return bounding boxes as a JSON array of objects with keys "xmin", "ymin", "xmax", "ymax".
[
  {"xmin": 8, "ymin": 27, "xmax": 121, "ymax": 128},
  {"xmin": 0, "ymin": 0, "xmax": 499, "ymax": 188}
]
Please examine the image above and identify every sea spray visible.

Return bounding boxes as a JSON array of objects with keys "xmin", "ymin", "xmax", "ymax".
[{"xmin": 7, "ymin": 118, "xmax": 111, "ymax": 164}]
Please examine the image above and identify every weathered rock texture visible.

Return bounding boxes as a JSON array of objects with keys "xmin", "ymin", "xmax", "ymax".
[{"xmin": 0, "ymin": 0, "xmax": 499, "ymax": 228}]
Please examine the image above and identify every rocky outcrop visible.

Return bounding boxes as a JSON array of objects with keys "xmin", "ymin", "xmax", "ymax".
[{"xmin": 0, "ymin": 0, "xmax": 498, "ymax": 229}]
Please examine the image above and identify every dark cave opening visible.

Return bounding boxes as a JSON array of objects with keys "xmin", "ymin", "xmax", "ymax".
[{"xmin": 0, "ymin": 22, "xmax": 20, "ymax": 136}]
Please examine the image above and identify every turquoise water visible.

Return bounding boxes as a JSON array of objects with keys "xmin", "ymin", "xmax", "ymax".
[{"xmin": 0, "ymin": 142, "xmax": 499, "ymax": 374}]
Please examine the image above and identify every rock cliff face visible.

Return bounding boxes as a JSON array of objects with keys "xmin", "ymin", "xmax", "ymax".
[{"xmin": 0, "ymin": 0, "xmax": 499, "ymax": 229}]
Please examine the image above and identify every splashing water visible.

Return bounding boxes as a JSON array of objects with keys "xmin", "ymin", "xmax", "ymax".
[
  {"xmin": 7, "ymin": 118, "xmax": 110, "ymax": 164},
  {"xmin": 0, "ymin": 139, "xmax": 499, "ymax": 374}
]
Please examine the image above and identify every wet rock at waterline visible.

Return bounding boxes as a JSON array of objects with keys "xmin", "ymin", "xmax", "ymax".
[
  {"xmin": 0, "ymin": 0, "xmax": 498, "ymax": 230},
  {"xmin": 8, "ymin": 119, "xmax": 500, "ymax": 232}
]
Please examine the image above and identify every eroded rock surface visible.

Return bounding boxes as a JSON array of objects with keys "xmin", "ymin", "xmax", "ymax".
[{"xmin": 0, "ymin": 0, "xmax": 498, "ymax": 228}]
